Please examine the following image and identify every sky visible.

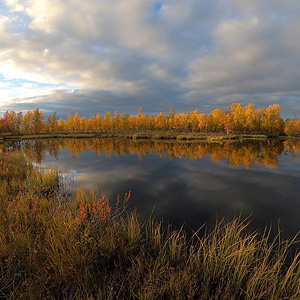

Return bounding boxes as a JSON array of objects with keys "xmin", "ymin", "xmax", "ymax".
[{"xmin": 1, "ymin": 0, "xmax": 300, "ymax": 118}]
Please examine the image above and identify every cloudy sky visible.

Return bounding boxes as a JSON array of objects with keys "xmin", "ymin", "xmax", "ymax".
[{"xmin": 1, "ymin": 0, "xmax": 300, "ymax": 118}]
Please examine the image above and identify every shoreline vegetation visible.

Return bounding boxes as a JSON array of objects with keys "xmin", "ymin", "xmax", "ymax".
[
  {"xmin": 0, "ymin": 131, "xmax": 279, "ymax": 142},
  {"xmin": 1, "ymin": 130, "xmax": 300, "ymax": 148},
  {"xmin": 1, "ymin": 150, "xmax": 300, "ymax": 298},
  {"xmin": 1, "ymin": 103, "xmax": 300, "ymax": 141}
]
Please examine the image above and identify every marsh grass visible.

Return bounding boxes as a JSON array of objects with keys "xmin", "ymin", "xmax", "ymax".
[
  {"xmin": 0, "ymin": 131, "xmax": 277, "ymax": 143},
  {"xmin": 1, "ymin": 151, "xmax": 300, "ymax": 299}
]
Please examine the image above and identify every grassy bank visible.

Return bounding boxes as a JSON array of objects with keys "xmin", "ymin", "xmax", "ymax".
[
  {"xmin": 0, "ymin": 130, "xmax": 282, "ymax": 143},
  {"xmin": 1, "ymin": 150, "xmax": 300, "ymax": 299}
]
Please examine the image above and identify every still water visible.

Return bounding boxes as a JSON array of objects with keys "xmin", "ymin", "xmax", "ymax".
[{"xmin": 8, "ymin": 138, "xmax": 300, "ymax": 238}]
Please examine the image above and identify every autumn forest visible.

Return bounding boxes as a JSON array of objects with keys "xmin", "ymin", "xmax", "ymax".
[{"xmin": 1, "ymin": 103, "xmax": 300, "ymax": 136}]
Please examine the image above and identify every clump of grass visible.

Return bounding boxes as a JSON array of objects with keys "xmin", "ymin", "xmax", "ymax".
[
  {"xmin": 1, "ymin": 150, "xmax": 300, "ymax": 299},
  {"xmin": 28, "ymin": 167, "xmax": 59, "ymax": 197},
  {"xmin": 240, "ymin": 134, "xmax": 268, "ymax": 140},
  {"xmin": 152, "ymin": 134, "xmax": 163, "ymax": 140},
  {"xmin": 176, "ymin": 135, "xmax": 189, "ymax": 140}
]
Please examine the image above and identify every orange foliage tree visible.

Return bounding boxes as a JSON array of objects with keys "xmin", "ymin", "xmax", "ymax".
[{"xmin": 0, "ymin": 103, "xmax": 296, "ymax": 135}]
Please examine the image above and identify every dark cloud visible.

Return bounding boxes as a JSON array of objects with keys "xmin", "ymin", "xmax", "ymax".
[{"xmin": 1, "ymin": 88, "xmax": 193, "ymax": 118}]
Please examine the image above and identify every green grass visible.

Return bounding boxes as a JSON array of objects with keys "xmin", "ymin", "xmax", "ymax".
[{"xmin": 1, "ymin": 150, "xmax": 300, "ymax": 299}]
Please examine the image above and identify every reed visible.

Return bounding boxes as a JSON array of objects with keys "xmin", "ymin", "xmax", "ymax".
[{"xmin": 1, "ymin": 151, "xmax": 300, "ymax": 299}]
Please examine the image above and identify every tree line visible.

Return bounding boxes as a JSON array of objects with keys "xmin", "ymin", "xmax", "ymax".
[{"xmin": 0, "ymin": 103, "xmax": 300, "ymax": 135}]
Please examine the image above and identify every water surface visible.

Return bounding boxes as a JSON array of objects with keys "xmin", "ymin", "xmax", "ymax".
[{"xmin": 7, "ymin": 138, "xmax": 300, "ymax": 238}]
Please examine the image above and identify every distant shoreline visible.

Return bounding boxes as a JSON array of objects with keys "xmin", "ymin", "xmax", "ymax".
[{"xmin": 1, "ymin": 131, "xmax": 299, "ymax": 142}]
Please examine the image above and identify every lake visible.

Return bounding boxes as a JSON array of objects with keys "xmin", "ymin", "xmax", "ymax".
[{"xmin": 6, "ymin": 138, "xmax": 300, "ymax": 239}]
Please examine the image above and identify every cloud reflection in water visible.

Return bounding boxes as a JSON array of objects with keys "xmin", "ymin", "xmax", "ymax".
[{"xmin": 8, "ymin": 138, "xmax": 300, "ymax": 239}]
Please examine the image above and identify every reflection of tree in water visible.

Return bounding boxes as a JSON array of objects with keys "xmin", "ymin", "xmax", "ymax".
[
  {"xmin": 9, "ymin": 138, "xmax": 300, "ymax": 169},
  {"xmin": 22, "ymin": 141, "xmax": 46, "ymax": 164},
  {"xmin": 283, "ymin": 139, "xmax": 300, "ymax": 161}
]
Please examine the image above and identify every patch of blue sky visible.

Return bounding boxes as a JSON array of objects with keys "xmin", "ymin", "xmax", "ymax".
[
  {"xmin": 201, "ymin": 43, "xmax": 212, "ymax": 51},
  {"xmin": 277, "ymin": 13, "xmax": 287, "ymax": 22},
  {"xmin": 89, "ymin": 45, "xmax": 106, "ymax": 54},
  {"xmin": 2, "ymin": 8, "xmax": 31, "ymax": 36},
  {"xmin": 0, "ymin": 2, "xmax": 10, "ymax": 14},
  {"xmin": 1, "ymin": 76, "xmax": 64, "ymax": 90},
  {"xmin": 0, "ymin": 73, "xmax": 9, "ymax": 82},
  {"xmin": 0, "ymin": 71, "xmax": 76, "ymax": 90},
  {"xmin": 154, "ymin": 3, "xmax": 162, "ymax": 12}
]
